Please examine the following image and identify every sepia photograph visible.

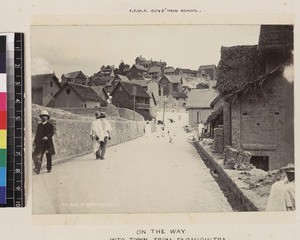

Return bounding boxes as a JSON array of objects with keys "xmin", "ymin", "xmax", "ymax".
[{"xmin": 30, "ymin": 24, "xmax": 294, "ymax": 214}]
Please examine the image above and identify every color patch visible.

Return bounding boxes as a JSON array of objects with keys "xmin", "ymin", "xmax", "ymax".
[
  {"xmin": 0, "ymin": 149, "xmax": 6, "ymax": 167},
  {"xmin": 0, "ymin": 168, "xmax": 5, "ymax": 186},
  {"xmin": 0, "ymin": 111, "xmax": 6, "ymax": 129},
  {"xmin": 0, "ymin": 74, "xmax": 6, "ymax": 92},
  {"xmin": 0, "ymin": 92, "xmax": 6, "ymax": 111},
  {"xmin": 0, "ymin": 186, "xmax": 5, "ymax": 204},
  {"xmin": 0, "ymin": 130, "xmax": 6, "ymax": 148}
]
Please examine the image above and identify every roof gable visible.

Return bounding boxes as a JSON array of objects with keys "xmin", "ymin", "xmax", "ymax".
[
  {"xmin": 62, "ymin": 71, "xmax": 87, "ymax": 79},
  {"xmin": 55, "ymin": 82, "xmax": 101, "ymax": 102},
  {"xmin": 32, "ymin": 73, "xmax": 61, "ymax": 90},
  {"xmin": 111, "ymin": 81, "xmax": 150, "ymax": 98}
]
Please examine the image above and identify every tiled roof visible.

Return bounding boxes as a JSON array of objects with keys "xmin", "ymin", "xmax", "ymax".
[
  {"xmin": 111, "ymin": 82, "xmax": 150, "ymax": 99},
  {"xmin": 62, "ymin": 71, "xmax": 86, "ymax": 79},
  {"xmin": 115, "ymin": 74, "xmax": 130, "ymax": 82},
  {"xmin": 32, "ymin": 73, "xmax": 61, "ymax": 90},
  {"xmin": 89, "ymin": 76, "xmax": 114, "ymax": 86},
  {"xmin": 164, "ymin": 67, "xmax": 175, "ymax": 73},
  {"xmin": 148, "ymin": 66, "xmax": 162, "ymax": 74},
  {"xmin": 198, "ymin": 65, "xmax": 217, "ymax": 71},
  {"xmin": 161, "ymin": 75, "xmax": 182, "ymax": 84},
  {"xmin": 129, "ymin": 79, "xmax": 152, "ymax": 87},
  {"xmin": 186, "ymin": 89, "xmax": 219, "ymax": 109},
  {"xmin": 132, "ymin": 64, "xmax": 148, "ymax": 71}
]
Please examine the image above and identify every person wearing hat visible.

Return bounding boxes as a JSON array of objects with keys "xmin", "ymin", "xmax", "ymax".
[
  {"xmin": 266, "ymin": 163, "xmax": 295, "ymax": 211},
  {"xmin": 99, "ymin": 112, "xmax": 112, "ymax": 159},
  {"xmin": 32, "ymin": 109, "xmax": 55, "ymax": 174},
  {"xmin": 90, "ymin": 111, "xmax": 104, "ymax": 159}
]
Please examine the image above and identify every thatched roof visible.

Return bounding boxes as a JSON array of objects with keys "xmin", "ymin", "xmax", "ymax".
[
  {"xmin": 160, "ymin": 75, "xmax": 182, "ymax": 84},
  {"xmin": 226, "ymin": 58, "xmax": 293, "ymax": 104},
  {"xmin": 91, "ymin": 86, "xmax": 109, "ymax": 99},
  {"xmin": 55, "ymin": 82, "xmax": 101, "ymax": 102},
  {"xmin": 258, "ymin": 25, "xmax": 293, "ymax": 55},
  {"xmin": 32, "ymin": 73, "xmax": 61, "ymax": 90},
  {"xmin": 215, "ymin": 45, "xmax": 264, "ymax": 96}
]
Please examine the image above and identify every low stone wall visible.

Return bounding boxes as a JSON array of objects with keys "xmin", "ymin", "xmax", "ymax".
[
  {"xmin": 33, "ymin": 118, "xmax": 147, "ymax": 165},
  {"xmin": 193, "ymin": 142, "xmax": 259, "ymax": 211},
  {"xmin": 118, "ymin": 108, "xmax": 144, "ymax": 121},
  {"xmin": 32, "ymin": 105, "xmax": 150, "ymax": 167},
  {"xmin": 61, "ymin": 103, "xmax": 120, "ymax": 118}
]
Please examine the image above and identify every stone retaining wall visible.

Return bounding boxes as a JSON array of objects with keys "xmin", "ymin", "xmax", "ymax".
[{"xmin": 194, "ymin": 142, "xmax": 259, "ymax": 211}]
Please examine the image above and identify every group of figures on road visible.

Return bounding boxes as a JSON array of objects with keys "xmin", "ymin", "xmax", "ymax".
[
  {"xmin": 31, "ymin": 109, "xmax": 295, "ymax": 211},
  {"xmin": 154, "ymin": 118, "xmax": 177, "ymax": 144},
  {"xmin": 32, "ymin": 109, "xmax": 112, "ymax": 174}
]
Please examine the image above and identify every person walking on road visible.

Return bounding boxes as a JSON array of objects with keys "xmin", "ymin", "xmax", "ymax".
[
  {"xmin": 144, "ymin": 121, "xmax": 151, "ymax": 138},
  {"xmin": 99, "ymin": 112, "xmax": 112, "ymax": 159},
  {"xmin": 90, "ymin": 111, "xmax": 105, "ymax": 160},
  {"xmin": 198, "ymin": 121, "xmax": 204, "ymax": 141},
  {"xmin": 167, "ymin": 118, "xmax": 176, "ymax": 143},
  {"xmin": 32, "ymin": 110, "xmax": 55, "ymax": 174}
]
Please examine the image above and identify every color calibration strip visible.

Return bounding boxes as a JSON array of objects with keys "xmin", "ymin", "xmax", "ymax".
[
  {"xmin": 0, "ymin": 33, "xmax": 24, "ymax": 207},
  {"xmin": 0, "ymin": 36, "xmax": 7, "ymax": 204}
]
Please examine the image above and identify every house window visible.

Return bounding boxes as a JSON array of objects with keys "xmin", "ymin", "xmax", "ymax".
[
  {"xmin": 66, "ymin": 89, "xmax": 71, "ymax": 94},
  {"xmin": 82, "ymin": 103, "xmax": 87, "ymax": 108},
  {"xmin": 50, "ymin": 81, "xmax": 53, "ymax": 87},
  {"xmin": 145, "ymin": 99, "xmax": 149, "ymax": 104},
  {"xmin": 196, "ymin": 111, "xmax": 201, "ymax": 123},
  {"xmin": 162, "ymin": 81, "xmax": 167, "ymax": 86}
]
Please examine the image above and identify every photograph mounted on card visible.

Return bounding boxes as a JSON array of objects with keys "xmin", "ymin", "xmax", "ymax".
[{"xmin": 30, "ymin": 24, "xmax": 294, "ymax": 214}]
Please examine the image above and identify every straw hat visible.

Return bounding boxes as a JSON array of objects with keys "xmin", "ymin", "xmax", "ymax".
[
  {"xmin": 281, "ymin": 163, "xmax": 295, "ymax": 172},
  {"xmin": 100, "ymin": 112, "xmax": 107, "ymax": 118},
  {"xmin": 95, "ymin": 111, "xmax": 101, "ymax": 118},
  {"xmin": 39, "ymin": 110, "xmax": 50, "ymax": 120}
]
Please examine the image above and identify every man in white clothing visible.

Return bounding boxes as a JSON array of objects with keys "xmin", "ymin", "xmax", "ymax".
[
  {"xmin": 90, "ymin": 111, "xmax": 105, "ymax": 159},
  {"xmin": 198, "ymin": 121, "xmax": 204, "ymax": 141},
  {"xmin": 266, "ymin": 163, "xmax": 295, "ymax": 211},
  {"xmin": 99, "ymin": 112, "xmax": 112, "ymax": 159}
]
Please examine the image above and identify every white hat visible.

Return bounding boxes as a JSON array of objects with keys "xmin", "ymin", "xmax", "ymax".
[
  {"xmin": 281, "ymin": 163, "xmax": 295, "ymax": 173},
  {"xmin": 39, "ymin": 110, "xmax": 50, "ymax": 119}
]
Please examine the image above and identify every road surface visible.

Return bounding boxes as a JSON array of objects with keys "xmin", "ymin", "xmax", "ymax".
[{"xmin": 33, "ymin": 116, "xmax": 232, "ymax": 214}]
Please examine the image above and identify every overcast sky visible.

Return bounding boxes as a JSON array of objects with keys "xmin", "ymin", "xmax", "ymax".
[{"xmin": 31, "ymin": 25, "xmax": 261, "ymax": 78}]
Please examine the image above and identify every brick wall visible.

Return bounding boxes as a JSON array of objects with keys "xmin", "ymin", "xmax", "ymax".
[
  {"xmin": 213, "ymin": 126, "xmax": 224, "ymax": 153},
  {"xmin": 223, "ymin": 101, "xmax": 231, "ymax": 146},
  {"xmin": 231, "ymin": 72, "xmax": 293, "ymax": 170}
]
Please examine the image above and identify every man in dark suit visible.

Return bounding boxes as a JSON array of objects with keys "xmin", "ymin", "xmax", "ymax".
[{"xmin": 32, "ymin": 110, "xmax": 55, "ymax": 174}]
